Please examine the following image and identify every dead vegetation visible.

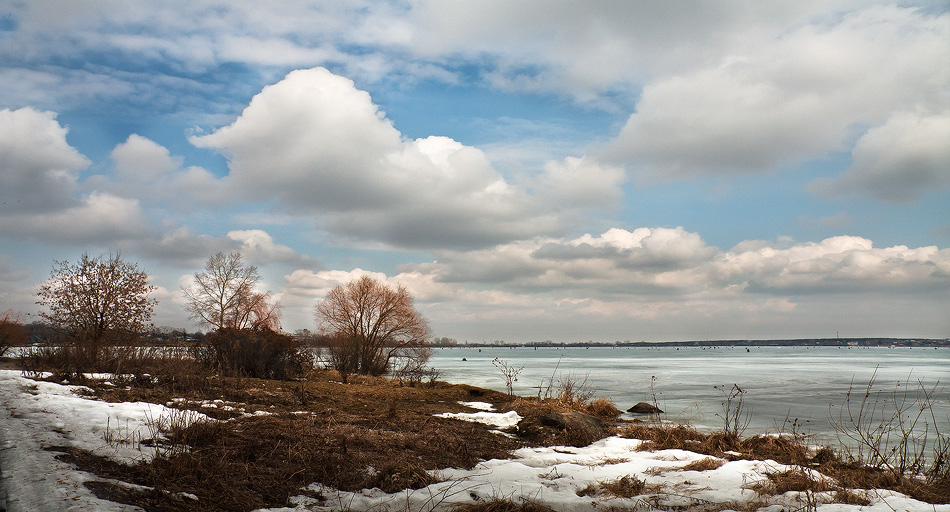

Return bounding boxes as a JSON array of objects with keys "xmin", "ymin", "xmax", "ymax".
[
  {"xmin": 48, "ymin": 370, "xmax": 517, "ymax": 512},
  {"xmin": 577, "ymin": 475, "xmax": 646, "ymax": 499},
  {"xmin": 680, "ymin": 457, "xmax": 725, "ymax": 472},
  {"xmin": 449, "ymin": 497, "xmax": 557, "ymax": 512},
  {"xmin": 617, "ymin": 421, "xmax": 948, "ymax": 505},
  {"xmin": 11, "ymin": 351, "xmax": 948, "ymax": 511}
]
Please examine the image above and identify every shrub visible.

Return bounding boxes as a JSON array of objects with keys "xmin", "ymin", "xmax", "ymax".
[
  {"xmin": 584, "ymin": 397, "xmax": 621, "ymax": 419},
  {"xmin": 0, "ymin": 311, "xmax": 27, "ymax": 357},
  {"xmin": 196, "ymin": 328, "xmax": 313, "ymax": 380}
]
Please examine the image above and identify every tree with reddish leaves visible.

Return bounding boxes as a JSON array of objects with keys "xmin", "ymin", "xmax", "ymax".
[
  {"xmin": 315, "ymin": 275, "xmax": 430, "ymax": 381},
  {"xmin": 36, "ymin": 253, "xmax": 156, "ymax": 363}
]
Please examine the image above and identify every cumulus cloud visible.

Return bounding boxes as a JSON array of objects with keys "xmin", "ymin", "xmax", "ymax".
[
  {"xmin": 410, "ymin": 229, "xmax": 950, "ymax": 300},
  {"xmin": 283, "ymin": 228, "xmax": 949, "ymax": 340},
  {"xmin": 191, "ymin": 67, "xmax": 618, "ymax": 249},
  {"xmin": 719, "ymin": 236, "xmax": 950, "ymax": 294},
  {"xmin": 408, "ymin": 2, "xmax": 855, "ymax": 103},
  {"xmin": 0, "ymin": 108, "xmax": 160, "ymax": 244},
  {"xmin": 227, "ymin": 230, "xmax": 319, "ymax": 268},
  {"xmin": 807, "ymin": 111, "xmax": 950, "ymax": 203},
  {"xmin": 602, "ymin": 5, "xmax": 949, "ymax": 181},
  {"xmin": 111, "ymin": 134, "xmax": 181, "ymax": 181},
  {"xmin": 0, "ymin": 192, "xmax": 149, "ymax": 244},
  {"xmin": 0, "ymin": 107, "xmax": 89, "ymax": 213},
  {"xmin": 77, "ymin": 134, "xmax": 225, "ymax": 213}
]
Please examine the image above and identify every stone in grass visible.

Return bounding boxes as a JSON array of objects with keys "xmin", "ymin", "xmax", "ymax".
[{"xmin": 627, "ymin": 402, "xmax": 663, "ymax": 414}]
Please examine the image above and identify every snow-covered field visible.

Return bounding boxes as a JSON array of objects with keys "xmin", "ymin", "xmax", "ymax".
[{"xmin": 0, "ymin": 370, "xmax": 943, "ymax": 512}]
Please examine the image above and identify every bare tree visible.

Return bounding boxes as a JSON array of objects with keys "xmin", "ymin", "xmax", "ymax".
[
  {"xmin": 182, "ymin": 252, "xmax": 280, "ymax": 331},
  {"xmin": 315, "ymin": 275, "xmax": 430, "ymax": 380},
  {"xmin": 0, "ymin": 311, "xmax": 27, "ymax": 357},
  {"xmin": 36, "ymin": 253, "xmax": 156, "ymax": 360}
]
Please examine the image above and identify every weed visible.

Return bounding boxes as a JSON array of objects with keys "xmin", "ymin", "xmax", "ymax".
[
  {"xmin": 492, "ymin": 357, "xmax": 523, "ymax": 397},
  {"xmin": 830, "ymin": 368, "xmax": 949, "ymax": 502},
  {"xmin": 714, "ymin": 383, "xmax": 751, "ymax": 437}
]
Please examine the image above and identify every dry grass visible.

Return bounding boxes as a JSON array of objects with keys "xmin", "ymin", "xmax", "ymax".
[
  {"xmin": 584, "ymin": 397, "xmax": 621, "ymax": 419},
  {"xmin": 577, "ymin": 475, "xmax": 646, "ymax": 499},
  {"xmin": 763, "ymin": 468, "xmax": 834, "ymax": 494},
  {"xmin": 618, "ymin": 422, "xmax": 949, "ymax": 505},
  {"xmin": 680, "ymin": 457, "xmax": 725, "ymax": 472},
  {"xmin": 15, "ymin": 353, "xmax": 949, "ymax": 509},
  {"xmin": 49, "ymin": 369, "xmax": 518, "ymax": 512},
  {"xmin": 450, "ymin": 497, "xmax": 557, "ymax": 512}
]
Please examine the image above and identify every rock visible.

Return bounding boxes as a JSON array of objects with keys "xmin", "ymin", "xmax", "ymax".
[
  {"xmin": 541, "ymin": 411, "xmax": 605, "ymax": 436},
  {"xmin": 627, "ymin": 402, "xmax": 663, "ymax": 414},
  {"xmin": 516, "ymin": 411, "xmax": 610, "ymax": 447}
]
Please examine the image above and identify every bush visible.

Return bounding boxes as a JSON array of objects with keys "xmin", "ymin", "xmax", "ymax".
[
  {"xmin": 0, "ymin": 311, "xmax": 27, "ymax": 357},
  {"xmin": 196, "ymin": 328, "xmax": 313, "ymax": 380}
]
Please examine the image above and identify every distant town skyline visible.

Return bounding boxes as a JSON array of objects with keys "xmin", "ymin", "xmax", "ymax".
[{"xmin": 1, "ymin": 2, "xmax": 948, "ymax": 341}]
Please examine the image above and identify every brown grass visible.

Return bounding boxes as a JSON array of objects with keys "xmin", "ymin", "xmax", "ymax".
[
  {"xmin": 680, "ymin": 457, "xmax": 725, "ymax": 472},
  {"xmin": 47, "ymin": 368, "xmax": 518, "ymax": 512},
  {"xmin": 584, "ymin": 397, "xmax": 621, "ymax": 419},
  {"xmin": 763, "ymin": 468, "xmax": 833, "ymax": 494},
  {"xmin": 577, "ymin": 475, "xmax": 646, "ymax": 499},
  {"xmin": 15, "ymin": 353, "xmax": 949, "ymax": 509},
  {"xmin": 618, "ymin": 423, "xmax": 948, "ymax": 505},
  {"xmin": 450, "ymin": 498, "xmax": 557, "ymax": 512}
]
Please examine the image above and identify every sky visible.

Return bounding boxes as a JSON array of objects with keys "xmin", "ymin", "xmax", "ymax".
[{"xmin": 1, "ymin": 1, "xmax": 948, "ymax": 342}]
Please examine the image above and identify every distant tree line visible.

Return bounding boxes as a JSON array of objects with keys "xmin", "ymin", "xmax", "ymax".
[{"xmin": 6, "ymin": 250, "xmax": 434, "ymax": 382}]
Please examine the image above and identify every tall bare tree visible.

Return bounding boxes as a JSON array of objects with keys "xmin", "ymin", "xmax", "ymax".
[
  {"xmin": 315, "ymin": 275, "xmax": 430, "ymax": 380},
  {"xmin": 182, "ymin": 252, "xmax": 280, "ymax": 330},
  {"xmin": 36, "ymin": 253, "xmax": 156, "ymax": 357}
]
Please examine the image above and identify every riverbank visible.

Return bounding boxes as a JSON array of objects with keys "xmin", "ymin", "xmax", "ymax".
[{"xmin": 0, "ymin": 362, "xmax": 946, "ymax": 511}]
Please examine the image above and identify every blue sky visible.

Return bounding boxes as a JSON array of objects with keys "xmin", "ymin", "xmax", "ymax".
[{"xmin": 1, "ymin": 1, "xmax": 948, "ymax": 341}]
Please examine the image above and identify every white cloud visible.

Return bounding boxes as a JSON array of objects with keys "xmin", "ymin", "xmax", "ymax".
[
  {"xmin": 385, "ymin": 229, "xmax": 950, "ymax": 340},
  {"xmin": 191, "ymin": 67, "xmax": 620, "ymax": 249},
  {"xmin": 602, "ymin": 5, "xmax": 949, "ymax": 181},
  {"xmin": 537, "ymin": 157, "xmax": 625, "ymax": 210},
  {"xmin": 807, "ymin": 111, "xmax": 950, "ymax": 203},
  {"xmin": 0, "ymin": 192, "xmax": 149, "ymax": 244},
  {"xmin": 0, "ymin": 107, "xmax": 89, "ymax": 213},
  {"xmin": 0, "ymin": 108, "xmax": 158, "ymax": 244},
  {"xmin": 110, "ymin": 134, "xmax": 181, "ymax": 181},
  {"xmin": 411, "ymin": 229, "xmax": 949, "ymax": 300},
  {"xmin": 82, "ymin": 134, "xmax": 225, "ymax": 211},
  {"xmin": 226, "ymin": 229, "xmax": 318, "ymax": 267}
]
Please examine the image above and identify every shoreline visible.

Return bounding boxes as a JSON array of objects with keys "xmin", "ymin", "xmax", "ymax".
[{"xmin": 0, "ymin": 362, "xmax": 946, "ymax": 511}]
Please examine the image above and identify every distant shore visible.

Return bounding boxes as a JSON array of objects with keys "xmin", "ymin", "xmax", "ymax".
[{"xmin": 434, "ymin": 337, "xmax": 950, "ymax": 348}]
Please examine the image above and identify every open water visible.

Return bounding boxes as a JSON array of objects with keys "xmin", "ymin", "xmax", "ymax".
[{"xmin": 430, "ymin": 345, "xmax": 950, "ymax": 448}]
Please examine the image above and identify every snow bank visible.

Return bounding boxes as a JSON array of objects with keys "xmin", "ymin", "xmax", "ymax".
[
  {"xmin": 259, "ymin": 435, "xmax": 946, "ymax": 512},
  {"xmin": 0, "ymin": 370, "xmax": 206, "ymax": 512}
]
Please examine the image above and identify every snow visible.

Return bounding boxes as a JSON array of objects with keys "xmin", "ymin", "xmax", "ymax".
[
  {"xmin": 0, "ymin": 370, "xmax": 207, "ymax": 511},
  {"xmin": 256, "ymin": 437, "xmax": 946, "ymax": 511},
  {"xmin": 457, "ymin": 401, "xmax": 495, "ymax": 411},
  {"xmin": 434, "ymin": 410, "xmax": 522, "ymax": 429},
  {"xmin": 0, "ymin": 369, "xmax": 945, "ymax": 512}
]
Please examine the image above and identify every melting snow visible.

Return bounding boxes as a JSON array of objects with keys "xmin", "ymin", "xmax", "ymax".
[
  {"xmin": 434, "ymin": 410, "xmax": 522, "ymax": 429},
  {"xmin": 0, "ymin": 369, "xmax": 945, "ymax": 512}
]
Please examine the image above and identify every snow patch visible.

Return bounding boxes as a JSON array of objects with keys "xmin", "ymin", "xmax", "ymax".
[
  {"xmin": 434, "ymin": 410, "xmax": 522, "ymax": 428},
  {"xmin": 458, "ymin": 401, "xmax": 495, "ymax": 411}
]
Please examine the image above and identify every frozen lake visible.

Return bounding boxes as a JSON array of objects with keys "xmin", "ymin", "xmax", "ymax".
[{"xmin": 430, "ymin": 345, "xmax": 950, "ymax": 448}]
